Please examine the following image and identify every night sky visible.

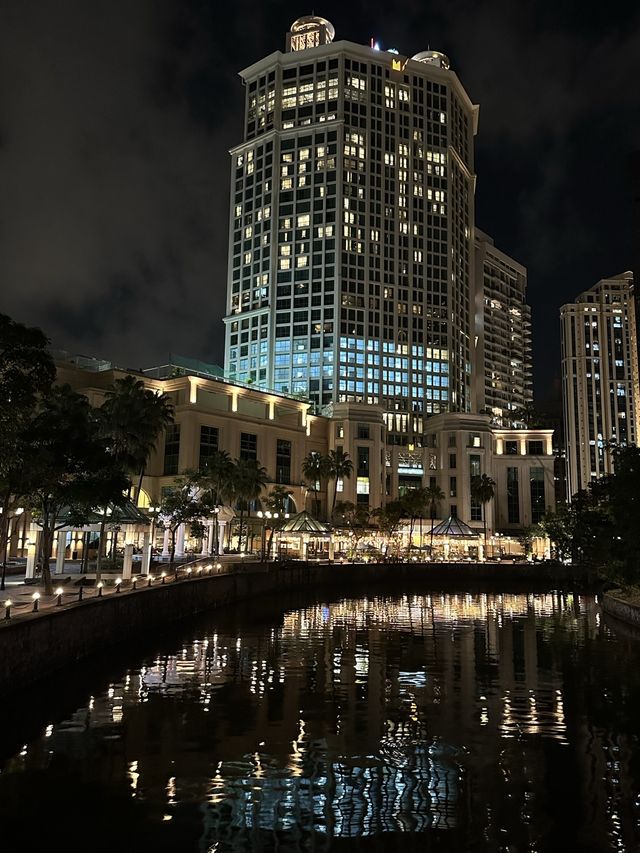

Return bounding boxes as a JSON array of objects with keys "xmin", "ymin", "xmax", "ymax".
[{"xmin": 2, "ymin": 0, "xmax": 639, "ymax": 410}]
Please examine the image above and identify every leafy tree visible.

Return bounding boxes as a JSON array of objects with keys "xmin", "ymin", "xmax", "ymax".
[
  {"xmin": 334, "ymin": 500, "xmax": 370, "ymax": 557},
  {"xmin": 371, "ymin": 501, "xmax": 404, "ymax": 558},
  {"xmin": 423, "ymin": 483, "xmax": 445, "ymax": 554},
  {"xmin": 302, "ymin": 451, "xmax": 330, "ymax": 517},
  {"xmin": 22, "ymin": 385, "xmax": 128, "ymax": 593},
  {"xmin": 471, "ymin": 474, "xmax": 496, "ymax": 545},
  {"xmin": 0, "ymin": 314, "xmax": 56, "ymax": 587},
  {"xmin": 233, "ymin": 458, "xmax": 269, "ymax": 553},
  {"xmin": 327, "ymin": 448, "xmax": 354, "ymax": 515},
  {"xmin": 158, "ymin": 475, "xmax": 209, "ymax": 569},
  {"xmin": 538, "ymin": 504, "xmax": 575, "ymax": 562},
  {"xmin": 99, "ymin": 375, "xmax": 174, "ymax": 503}
]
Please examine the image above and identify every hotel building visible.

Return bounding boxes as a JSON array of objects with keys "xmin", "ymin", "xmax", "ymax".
[
  {"xmin": 223, "ymin": 15, "xmax": 478, "ymax": 446},
  {"xmin": 474, "ymin": 230, "xmax": 532, "ymax": 426},
  {"xmin": 560, "ymin": 271, "xmax": 640, "ymax": 498}
]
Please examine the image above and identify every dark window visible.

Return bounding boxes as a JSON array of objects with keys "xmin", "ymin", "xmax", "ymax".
[
  {"xmin": 449, "ymin": 476, "xmax": 457, "ymax": 497},
  {"xmin": 527, "ymin": 440, "xmax": 544, "ymax": 456},
  {"xmin": 449, "ymin": 453, "xmax": 456, "ymax": 469},
  {"xmin": 240, "ymin": 432, "xmax": 257, "ymax": 461},
  {"xmin": 357, "ymin": 446, "xmax": 369, "ymax": 476},
  {"xmin": 469, "ymin": 454, "xmax": 481, "ymax": 478},
  {"xmin": 199, "ymin": 426, "xmax": 219, "ymax": 472},
  {"xmin": 470, "ymin": 453, "xmax": 482, "ymax": 520},
  {"xmin": 507, "ymin": 467, "xmax": 520, "ymax": 524},
  {"xmin": 163, "ymin": 424, "xmax": 180, "ymax": 475},
  {"xmin": 530, "ymin": 467, "xmax": 545, "ymax": 523},
  {"xmin": 357, "ymin": 423, "xmax": 370, "ymax": 440},
  {"xmin": 450, "ymin": 504, "xmax": 457, "ymax": 518},
  {"xmin": 505, "ymin": 440, "xmax": 518, "ymax": 455},
  {"xmin": 276, "ymin": 439, "xmax": 291, "ymax": 484}
]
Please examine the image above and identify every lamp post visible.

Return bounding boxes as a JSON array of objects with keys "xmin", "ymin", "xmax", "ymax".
[
  {"xmin": 211, "ymin": 505, "xmax": 221, "ymax": 555},
  {"xmin": 1, "ymin": 506, "xmax": 24, "ymax": 592},
  {"xmin": 148, "ymin": 504, "xmax": 161, "ymax": 552}
]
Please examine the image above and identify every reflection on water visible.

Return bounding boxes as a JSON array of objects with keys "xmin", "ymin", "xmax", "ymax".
[{"xmin": 2, "ymin": 591, "xmax": 640, "ymax": 852}]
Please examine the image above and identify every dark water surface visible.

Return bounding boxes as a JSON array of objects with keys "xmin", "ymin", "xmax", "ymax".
[{"xmin": 1, "ymin": 590, "xmax": 639, "ymax": 853}]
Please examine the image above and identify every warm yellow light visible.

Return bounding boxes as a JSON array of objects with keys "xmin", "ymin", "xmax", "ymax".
[
  {"xmin": 32, "ymin": 592, "xmax": 40, "ymax": 600},
  {"xmin": 55, "ymin": 587, "xmax": 63, "ymax": 596}
]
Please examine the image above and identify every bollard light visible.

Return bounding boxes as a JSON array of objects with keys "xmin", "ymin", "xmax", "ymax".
[
  {"xmin": 97, "ymin": 582, "xmax": 104, "ymax": 597},
  {"xmin": 147, "ymin": 575, "xmax": 153, "ymax": 587},
  {"xmin": 55, "ymin": 587, "xmax": 63, "ymax": 606},
  {"xmin": 131, "ymin": 578, "xmax": 137, "ymax": 591},
  {"xmin": 186, "ymin": 567, "xmax": 192, "ymax": 577},
  {"xmin": 115, "ymin": 577, "xmax": 122, "ymax": 593},
  {"xmin": 32, "ymin": 592, "xmax": 40, "ymax": 612},
  {"xmin": 216, "ymin": 563, "xmax": 222, "ymax": 570},
  {"xmin": 197, "ymin": 567, "xmax": 203, "ymax": 574},
  {"xmin": 161, "ymin": 572, "xmax": 166, "ymax": 585},
  {"xmin": 4, "ymin": 599, "xmax": 11, "ymax": 620},
  {"xmin": 78, "ymin": 585, "xmax": 84, "ymax": 602}
]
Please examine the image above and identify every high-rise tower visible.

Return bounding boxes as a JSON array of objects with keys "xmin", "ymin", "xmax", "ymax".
[
  {"xmin": 473, "ymin": 229, "xmax": 532, "ymax": 426},
  {"xmin": 560, "ymin": 271, "xmax": 640, "ymax": 498},
  {"xmin": 224, "ymin": 15, "xmax": 479, "ymax": 446}
]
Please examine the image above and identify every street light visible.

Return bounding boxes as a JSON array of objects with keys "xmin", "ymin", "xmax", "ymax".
[
  {"xmin": 148, "ymin": 504, "xmax": 161, "ymax": 553},
  {"xmin": 212, "ymin": 505, "xmax": 221, "ymax": 556}
]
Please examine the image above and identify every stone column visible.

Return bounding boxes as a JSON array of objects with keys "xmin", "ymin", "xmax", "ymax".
[
  {"xmin": 55, "ymin": 531, "xmax": 67, "ymax": 574},
  {"xmin": 175, "ymin": 524, "xmax": 185, "ymax": 558},
  {"xmin": 217, "ymin": 520, "xmax": 227, "ymax": 555},
  {"xmin": 162, "ymin": 526, "xmax": 170, "ymax": 557},
  {"xmin": 25, "ymin": 534, "xmax": 38, "ymax": 579},
  {"xmin": 122, "ymin": 543, "xmax": 134, "ymax": 580},
  {"xmin": 206, "ymin": 522, "xmax": 215, "ymax": 555},
  {"xmin": 201, "ymin": 523, "xmax": 210, "ymax": 556},
  {"xmin": 141, "ymin": 532, "xmax": 151, "ymax": 575},
  {"xmin": 329, "ymin": 539, "xmax": 335, "ymax": 561}
]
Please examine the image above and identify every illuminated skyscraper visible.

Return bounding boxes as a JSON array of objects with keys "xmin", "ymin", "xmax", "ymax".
[
  {"xmin": 473, "ymin": 229, "xmax": 532, "ymax": 427},
  {"xmin": 560, "ymin": 271, "xmax": 640, "ymax": 498},
  {"xmin": 223, "ymin": 15, "xmax": 478, "ymax": 445}
]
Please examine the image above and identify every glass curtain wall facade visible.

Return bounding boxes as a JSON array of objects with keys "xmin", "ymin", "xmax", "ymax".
[{"xmin": 224, "ymin": 17, "xmax": 478, "ymax": 446}]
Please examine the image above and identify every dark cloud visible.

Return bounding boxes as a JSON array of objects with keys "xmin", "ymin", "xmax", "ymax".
[{"xmin": 1, "ymin": 0, "xmax": 639, "ymax": 404}]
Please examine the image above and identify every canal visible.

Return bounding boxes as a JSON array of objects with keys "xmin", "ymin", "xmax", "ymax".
[{"xmin": 1, "ymin": 588, "xmax": 639, "ymax": 852}]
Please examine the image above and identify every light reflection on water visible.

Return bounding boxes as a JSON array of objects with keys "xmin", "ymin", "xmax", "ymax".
[{"xmin": 2, "ymin": 591, "xmax": 640, "ymax": 852}]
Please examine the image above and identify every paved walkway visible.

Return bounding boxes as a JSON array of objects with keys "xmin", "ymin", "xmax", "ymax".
[{"xmin": 0, "ymin": 559, "xmax": 235, "ymax": 622}]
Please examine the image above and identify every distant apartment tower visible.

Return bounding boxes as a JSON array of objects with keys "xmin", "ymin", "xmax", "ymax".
[
  {"xmin": 560, "ymin": 271, "xmax": 640, "ymax": 498},
  {"xmin": 223, "ymin": 15, "xmax": 479, "ymax": 445},
  {"xmin": 474, "ymin": 229, "xmax": 532, "ymax": 426}
]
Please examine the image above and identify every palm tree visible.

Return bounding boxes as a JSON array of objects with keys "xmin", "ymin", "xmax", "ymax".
[
  {"xmin": 263, "ymin": 485, "xmax": 294, "ymax": 559},
  {"xmin": 327, "ymin": 448, "xmax": 354, "ymax": 515},
  {"xmin": 302, "ymin": 451, "xmax": 329, "ymax": 517},
  {"xmin": 471, "ymin": 473, "xmax": 496, "ymax": 546},
  {"xmin": 400, "ymin": 488, "xmax": 427, "ymax": 555},
  {"xmin": 233, "ymin": 458, "xmax": 269, "ymax": 553},
  {"xmin": 99, "ymin": 375, "xmax": 174, "ymax": 503},
  {"xmin": 199, "ymin": 450, "xmax": 236, "ymax": 554},
  {"xmin": 423, "ymin": 483, "xmax": 445, "ymax": 554}
]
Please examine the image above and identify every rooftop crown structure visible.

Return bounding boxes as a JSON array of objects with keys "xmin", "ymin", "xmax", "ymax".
[{"xmin": 223, "ymin": 16, "xmax": 481, "ymax": 446}]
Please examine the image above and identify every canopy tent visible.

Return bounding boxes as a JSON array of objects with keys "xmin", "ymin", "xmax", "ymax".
[
  {"xmin": 429, "ymin": 514, "xmax": 483, "ymax": 560},
  {"xmin": 430, "ymin": 515, "xmax": 479, "ymax": 538},
  {"xmin": 275, "ymin": 510, "xmax": 332, "ymax": 559}
]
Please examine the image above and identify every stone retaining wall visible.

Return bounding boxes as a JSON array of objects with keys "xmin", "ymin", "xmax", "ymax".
[
  {"xmin": 0, "ymin": 560, "xmax": 581, "ymax": 697},
  {"xmin": 601, "ymin": 592, "xmax": 640, "ymax": 629}
]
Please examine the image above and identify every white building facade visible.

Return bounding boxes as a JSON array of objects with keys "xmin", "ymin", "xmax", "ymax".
[
  {"xmin": 560, "ymin": 271, "xmax": 640, "ymax": 498},
  {"xmin": 474, "ymin": 229, "xmax": 532, "ymax": 426}
]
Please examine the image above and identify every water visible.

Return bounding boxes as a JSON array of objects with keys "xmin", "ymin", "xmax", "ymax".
[{"xmin": 1, "ymin": 590, "xmax": 639, "ymax": 852}]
